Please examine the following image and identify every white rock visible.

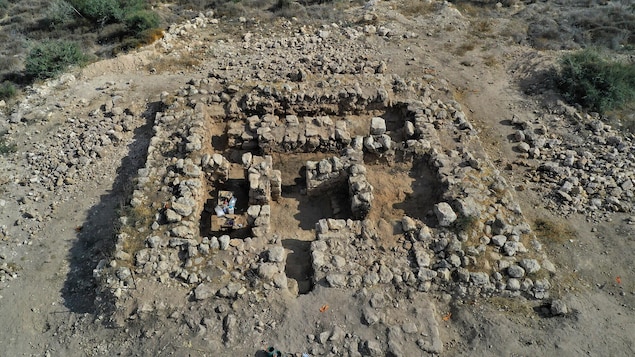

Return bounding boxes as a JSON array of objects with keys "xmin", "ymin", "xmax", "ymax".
[
  {"xmin": 370, "ymin": 117, "xmax": 386, "ymax": 135},
  {"xmin": 267, "ymin": 246, "xmax": 286, "ymax": 263},
  {"xmin": 219, "ymin": 235, "xmax": 230, "ymax": 250},
  {"xmin": 434, "ymin": 202, "xmax": 457, "ymax": 227}
]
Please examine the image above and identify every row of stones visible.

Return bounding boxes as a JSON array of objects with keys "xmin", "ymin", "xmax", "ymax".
[{"xmin": 227, "ymin": 113, "xmax": 353, "ymax": 153}]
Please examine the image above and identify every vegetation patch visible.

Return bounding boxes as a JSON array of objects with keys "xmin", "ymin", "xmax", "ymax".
[
  {"xmin": 555, "ymin": 49, "xmax": 635, "ymax": 113},
  {"xmin": 25, "ymin": 40, "xmax": 88, "ymax": 80},
  {"xmin": 396, "ymin": 0, "xmax": 436, "ymax": 18},
  {"xmin": 452, "ymin": 214, "xmax": 478, "ymax": 235},
  {"xmin": 124, "ymin": 10, "xmax": 160, "ymax": 35},
  {"xmin": 0, "ymin": 81, "xmax": 17, "ymax": 100},
  {"xmin": 0, "ymin": 0, "xmax": 8, "ymax": 17},
  {"xmin": 0, "ymin": 130, "xmax": 17, "ymax": 155},
  {"xmin": 533, "ymin": 218, "xmax": 575, "ymax": 245}
]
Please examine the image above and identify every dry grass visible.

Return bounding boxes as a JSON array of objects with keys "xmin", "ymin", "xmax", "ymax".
[
  {"xmin": 147, "ymin": 55, "xmax": 202, "ymax": 73},
  {"xmin": 532, "ymin": 218, "xmax": 576, "ymax": 245},
  {"xmin": 396, "ymin": 0, "xmax": 436, "ymax": 18},
  {"xmin": 120, "ymin": 204, "xmax": 155, "ymax": 255},
  {"xmin": 483, "ymin": 54, "xmax": 499, "ymax": 67},
  {"xmin": 472, "ymin": 19, "xmax": 493, "ymax": 36},
  {"xmin": 454, "ymin": 42, "xmax": 476, "ymax": 56},
  {"xmin": 487, "ymin": 296, "xmax": 534, "ymax": 316}
]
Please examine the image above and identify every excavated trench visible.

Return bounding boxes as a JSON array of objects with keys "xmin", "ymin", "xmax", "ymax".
[{"xmin": 199, "ymin": 103, "xmax": 443, "ymax": 294}]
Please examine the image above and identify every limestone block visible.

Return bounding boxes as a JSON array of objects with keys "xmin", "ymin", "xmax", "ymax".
[
  {"xmin": 370, "ymin": 117, "xmax": 386, "ymax": 135},
  {"xmin": 434, "ymin": 202, "xmax": 457, "ymax": 227}
]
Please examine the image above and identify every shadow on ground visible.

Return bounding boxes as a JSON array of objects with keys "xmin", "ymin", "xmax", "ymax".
[
  {"xmin": 61, "ymin": 102, "xmax": 161, "ymax": 314},
  {"xmin": 282, "ymin": 238, "xmax": 314, "ymax": 294}
]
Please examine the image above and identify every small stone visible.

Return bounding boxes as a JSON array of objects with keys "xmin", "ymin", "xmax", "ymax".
[
  {"xmin": 329, "ymin": 325, "xmax": 345, "ymax": 342},
  {"xmin": 194, "ymin": 283, "xmax": 215, "ymax": 300},
  {"xmin": 210, "ymin": 236, "xmax": 220, "ymax": 250},
  {"xmin": 418, "ymin": 225, "xmax": 432, "ymax": 241},
  {"xmin": 362, "ymin": 307, "xmax": 379, "ymax": 326},
  {"xmin": 171, "ymin": 202, "xmax": 193, "ymax": 217},
  {"xmin": 517, "ymin": 142, "xmax": 531, "ymax": 153},
  {"xmin": 165, "ymin": 209, "xmax": 181, "ymax": 223},
  {"xmin": 318, "ymin": 331, "xmax": 330, "ymax": 344},
  {"xmin": 363, "ymin": 340, "xmax": 383, "ymax": 357},
  {"xmin": 401, "ymin": 216, "xmax": 417, "ymax": 232},
  {"xmin": 219, "ymin": 235, "xmax": 230, "ymax": 250},
  {"xmin": 146, "ymin": 236, "xmax": 161, "ymax": 248},
  {"xmin": 507, "ymin": 278, "xmax": 521, "ymax": 291},
  {"xmin": 507, "ymin": 265, "xmax": 526, "ymax": 278},
  {"xmin": 519, "ymin": 259, "xmax": 541, "ymax": 274},
  {"xmin": 402, "ymin": 322, "xmax": 418, "ymax": 334},
  {"xmin": 273, "ymin": 272, "xmax": 287, "ymax": 289},
  {"xmin": 503, "ymin": 241, "xmax": 518, "ymax": 256},
  {"xmin": 258, "ymin": 263, "xmax": 278, "ymax": 280},
  {"xmin": 550, "ymin": 299, "xmax": 568, "ymax": 316},
  {"xmin": 470, "ymin": 272, "xmax": 490, "ymax": 286},
  {"xmin": 326, "ymin": 274, "xmax": 347, "ymax": 288},
  {"xmin": 491, "ymin": 235, "xmax": 507, "ymax": 247}
]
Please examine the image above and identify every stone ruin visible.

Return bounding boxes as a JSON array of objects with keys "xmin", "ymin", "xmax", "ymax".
[{"xmin": 93, "ymin": 73, "xmax": 555, "ymax": 331}]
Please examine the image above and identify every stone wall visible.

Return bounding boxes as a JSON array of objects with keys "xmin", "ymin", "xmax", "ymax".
[
  {"xmin": 95, "ymin": 70, "xmax": 558, "ymax": 323},
  {"xmin": 228, "ymin": 114, "xmax": 353, "ymax": 153}
]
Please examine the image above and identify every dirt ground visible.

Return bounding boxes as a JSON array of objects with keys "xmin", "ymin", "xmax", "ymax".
[{"xmin": 0, "ymin": 1, "xmax": 634, "ymax": 356}]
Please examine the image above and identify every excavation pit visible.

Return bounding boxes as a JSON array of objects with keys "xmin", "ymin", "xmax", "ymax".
[{"xmin": 200, "ymin": 179, "xmax": 251, "ymax": 239}]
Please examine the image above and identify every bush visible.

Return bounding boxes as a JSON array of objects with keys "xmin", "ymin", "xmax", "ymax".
[
  {"xmin": 47, "ymin": 0, "xmax": 76, "ymax": 28},
  {"xmin": 125, "ymin": 10, "xmax": 160, "ymax": 34},
  {"xmin": 70, "ymin": 0, "xmax": 124, "ymax": 25},
  {"xmin": 556, "ymin": 49, "xmax": 635, "ymax": 113},
  {"xmin": 0, "ymin": 0, "xmax": 8, "ymax": 17},
  {"xmin": 25, "ymin": 41, "xmax": 87, "ymax": 80},
  {"xmin": 0, "ymin": 81, "xmax": 16, "ymax": 100},
  {"xmin": 0, "ymin": 131, "xmax": 17, "ymax": 155}
]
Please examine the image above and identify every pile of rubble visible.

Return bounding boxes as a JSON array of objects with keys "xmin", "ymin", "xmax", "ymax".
[{"xmin": 509, "ymin": 108, "xmax": 634, "ymax": 218}]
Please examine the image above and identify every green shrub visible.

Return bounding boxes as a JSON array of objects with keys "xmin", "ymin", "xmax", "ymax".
[
  {"xmin": 0, "ymin": 0, "xmax": 7, "ymax": 18},
  {"xmin": 25, "ymin": 41, "xmax": 87, "ymax": 80},
  {"xmin": 452, "ymin": 215, "xmax": 478, "ymax": 235},
  {"xmin": 125, "ymin": 10, "xmax": 160, "ymax": 34},
  {"xmin": 70, "ymin": 0, "xmax": 124, "ymax": 25},
  {"xmin": 556, "ymin": 49, "xmax": 635, "ymax": 113},
  {"xmin": 0, "ymin": 131, "xmax": 17, "ymax": 155},
  {"xmin": 47, "ymin": 0, "xmax": 76, "ymax": 28},
  {"xmin": 0, "ymin": 81, "xmax": 16, "ymax": 100}
]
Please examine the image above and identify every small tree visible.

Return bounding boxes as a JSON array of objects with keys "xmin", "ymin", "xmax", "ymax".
[{"xmin": 25, "ymin": 41, "xmax": 87, "ymax": 80}]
